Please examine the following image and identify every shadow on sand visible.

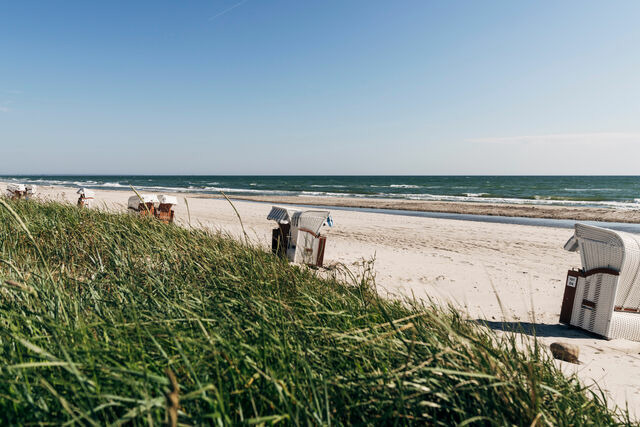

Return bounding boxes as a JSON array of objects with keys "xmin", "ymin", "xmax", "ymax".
[{"xmin": 476, "ymin": 320, "xmax": 598, "ymax": 340}]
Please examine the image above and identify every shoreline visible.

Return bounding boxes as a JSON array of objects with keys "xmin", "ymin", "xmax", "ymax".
[{"xmin": 5, "ymin": 180, "xmax": 640, "ymax": 223}]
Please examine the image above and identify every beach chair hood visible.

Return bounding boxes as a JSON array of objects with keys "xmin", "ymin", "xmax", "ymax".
[
  {"xmin": 7, "ymin": 183, "xmax": 26, "ymax": 192},
  {"xmin": 267, "ymin": 206, "xmax": 294, "ymax": 224},
  {"xmin": 128, "ymin": 194, "xmax": 159, "ymax": 209},
  {"xmin": 291, "ymin": 210, "xmax": 332, "ymax": 236},
  {"xmin": 158, "ymin": 195, "xmax": 178, "ymax": 205},
  {"xmin": 77, "ymin": 188, "xmax": 95, "ymax": 198}
]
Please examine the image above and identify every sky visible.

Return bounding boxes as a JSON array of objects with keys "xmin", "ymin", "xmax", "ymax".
[{"xmin": 1, "ymin": 0, "xmax": 639, "ymax": 175}]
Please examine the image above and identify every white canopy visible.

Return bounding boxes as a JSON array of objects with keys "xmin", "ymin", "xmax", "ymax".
[
  {"xmin": 77, "ymin": 188, "xmax": 95, "ymax": 198},
  {"xmin": 128, "ymin": 194, "xmax": 158, "ymax": 209},
  {"xmin": 267, "ymin": 206, "xmax": 294, "ymax": 224},
  {"xmin": 292, "ymin": 210, "xmax": 332, "ymax": 236},
  {"xmin": 267, "ymin": 206, "xmax": 332, "ymax": 235},
  {"xmin": 6, "ymin": 183, "xmax": 26, "ymax": 192},
  {"xmin": 158, "ymin": 195, "xmax": 178, "ymax": 205}
]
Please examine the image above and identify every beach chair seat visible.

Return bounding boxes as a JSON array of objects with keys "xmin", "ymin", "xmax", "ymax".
[{"xmin": 562, "ymin": 223, "xmax": 640, "ymax": 341}]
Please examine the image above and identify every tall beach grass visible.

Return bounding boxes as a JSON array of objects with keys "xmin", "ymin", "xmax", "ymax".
[{"xmin": 0, "ymin": 199, "xmax": 633, "ymax": 425}]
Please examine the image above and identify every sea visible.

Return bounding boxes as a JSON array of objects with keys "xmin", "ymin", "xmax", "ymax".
[{"xmin": 1, "ymin": 175, "xmax": 640, "ymax": 210}]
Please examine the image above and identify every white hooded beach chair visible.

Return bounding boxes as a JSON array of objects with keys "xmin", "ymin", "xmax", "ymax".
[
  {"xmin": 25, "ymin": 184, "xmax": 37, "ymax": 200},
  {"xmin": 127, "ymin": 194, "xmax": 159, "ymax": 218},
  {"xmin": 5, "ymin": 183, "xmax": 26, "ymax": 200},
  {"xmin": 267, "ymin": 206, "xmax": 332, "ymax": 267},
  {"xmin": 561, "ymin": 223, "xmax": 640, "ymax": 341},
  {"xmin": 156, "ymin": 195, "xmax": 177, "ymax": 224},
  {"xmin": 77, "ymin": 188, "xmax": 95, "ymax": 208}
]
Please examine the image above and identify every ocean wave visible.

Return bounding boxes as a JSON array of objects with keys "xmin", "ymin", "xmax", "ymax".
[
  {"xmin": 389, "ymin": 184, "xmax": 420, "ymax": 189},
  {"xmin": 564, "ymin": 188, "xmax": 622, "ymax": 192},
  {"xmin": 399, "ymin": 193, "xmax": 640, "ymax": 210},
  {"xmin": 300, "ymin": 191, "xmax": 352, "ymax": 197},
  {"xmin": 202, "ymin": 187, "xmax": 297, "ymax": 196}
]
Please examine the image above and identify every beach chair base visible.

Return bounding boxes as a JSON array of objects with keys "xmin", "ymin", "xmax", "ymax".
[
  {"xmin": 77, "ymin": 197, "xmax": 94, "ymax": 208},
  {"xmin": 129, "ymin": 203, "xmax": 156, "ymax": 218},
  {"xmin": 7, "ymin": 191, "xmax": 25, "ymax": 200}
]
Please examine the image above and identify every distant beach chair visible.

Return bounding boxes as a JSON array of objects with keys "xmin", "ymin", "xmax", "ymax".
[
  {"xmin": 5, "ymin": 183, "xmax": 26, "ymax": 200},
  {"xmin": 267, "ymin": 206, "xmax": 332, "ymax": 267},
  {"xmin": 561, "ymin": 223, "xmax": 640, "ymax": 341},
  {"xmin": 25, "ymin": 184, "xmax": 37, "ymax": 200},
  {"xmin": 156, "ymin": 195, "xmax": 177, "ymax": 224},
  {"xmin": 77, "ymin": 188, "xmax": 95, "ymax": 208},
  {"xmin": 127, "ymin": 194, "xmax": 158, "ymax": 218}
]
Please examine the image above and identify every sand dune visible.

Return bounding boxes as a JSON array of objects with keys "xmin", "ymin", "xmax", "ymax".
[{"xmin": 7, "ymin": 183, "xmax": 640, "ymax": 415}]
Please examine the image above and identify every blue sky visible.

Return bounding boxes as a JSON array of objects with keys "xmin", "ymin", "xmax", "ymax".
[{"xmin": 1, "ymin": 0, "xmax": 639, "ymax": 175}]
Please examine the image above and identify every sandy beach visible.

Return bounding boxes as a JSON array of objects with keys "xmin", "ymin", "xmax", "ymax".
[{"xmin": 9, "ymin": 183, "xmax": 640, "ymax": 415}]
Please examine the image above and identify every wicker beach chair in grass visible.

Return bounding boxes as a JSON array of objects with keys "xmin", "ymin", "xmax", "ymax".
[
  {"xmin": 267, "ymin": 206, "xmax": 333, "ymax": 267},
  {"xmin": 5, "ymin": 183, "xmax": 26, "ymax": 200},
  {"xmin": 156, "ymin": 195, "xmax": 177, "ymax": 224},
  {"xmin": 77, "ymin": 188, "xmax": 95, "ymax": 208},
  {"xmin": 561, "ymin": 223, "xmax": 640, "ymax": 341},
  {"xmin": 128, "ymin": 194, "xmax": 159, "ymax": 218},
  {"xmin": 25, "ymin": 184, "xmax": 37, "ymax": 200}
]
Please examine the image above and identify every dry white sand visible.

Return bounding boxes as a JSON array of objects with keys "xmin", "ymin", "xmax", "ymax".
[{"xmin": 8, "ymin": 184, "xmax": 640, "ymax": 415}]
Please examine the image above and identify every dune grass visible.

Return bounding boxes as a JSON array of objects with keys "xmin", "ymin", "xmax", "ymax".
[{"xmin": 0, "ymin": 199, "xmax": 633, "ymax": 425}]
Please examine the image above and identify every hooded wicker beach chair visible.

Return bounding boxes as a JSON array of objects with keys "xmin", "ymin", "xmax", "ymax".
[
  {"xmin": 128, "ymin": 194, "xmax": 159, "ymax": 218},
  {"xmin": 562, "ymin": 223, "xmax": 640, "ymax": 341},
  {"xmin": 25, "ymin": 184, "xmax": 37, "ymax": 200},
  {"xmin": 267, "ymin": 206, "xmax": 332, "ymax": 267},
  {"xmin": 5, "ymin": 183, "xmax": 26, "ymax": 200},
  {"xmin": 77, "ymin": 188, "xmax": 95, "ymax": 208}
]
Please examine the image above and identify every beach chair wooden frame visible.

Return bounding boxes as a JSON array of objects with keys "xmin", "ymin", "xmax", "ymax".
[{"xmin": 155, "ymin": 204, "xmax": 175, "ymax": 224}]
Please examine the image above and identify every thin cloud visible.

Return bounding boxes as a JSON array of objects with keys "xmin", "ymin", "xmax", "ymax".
[
  {"xmin": 0, "ymin": 106, "xmax": 9, "ymax": 113},
  {"xmin": 467, "ymin": 132, "xmax": 640, "ymax": 145},
  {"xmin": 209, "ymin": 0, "xmax": 250, "ymax": 21}
]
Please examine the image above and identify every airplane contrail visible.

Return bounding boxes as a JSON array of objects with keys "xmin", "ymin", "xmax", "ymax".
[{"xmin": 209, "ymin": 0, "xmax": 250, "ymax": 21}]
